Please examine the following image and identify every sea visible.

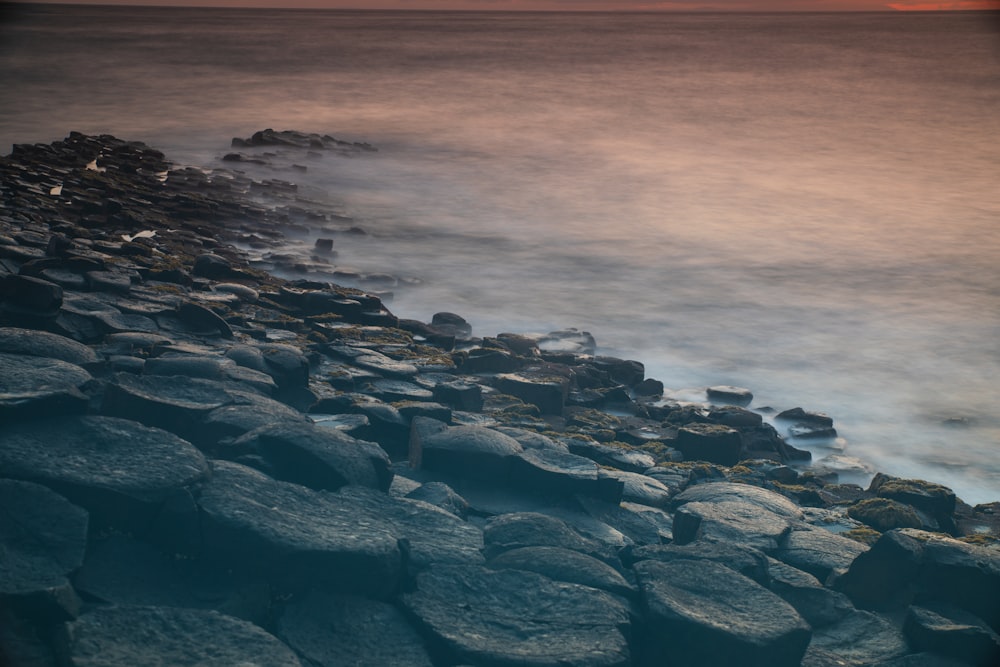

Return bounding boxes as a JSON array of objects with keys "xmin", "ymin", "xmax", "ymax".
[{"xmin": 2, "ymin": 5, "xmax": 998, "ymax": 504}]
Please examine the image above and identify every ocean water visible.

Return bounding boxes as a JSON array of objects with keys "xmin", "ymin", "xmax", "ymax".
[{"xmin": 2, "ymin": 6, "xmax": 998, "ymax": 504}]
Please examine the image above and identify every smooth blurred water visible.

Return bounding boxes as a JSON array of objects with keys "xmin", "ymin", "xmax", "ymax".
[{"xmin": 2, "ymin": 6, "xmax": 999, "ymax": 503}]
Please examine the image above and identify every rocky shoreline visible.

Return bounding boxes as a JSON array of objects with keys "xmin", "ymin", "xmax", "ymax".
[{"xmin": 1, "ymin": 131, "xmax": 998, "ymax": 667}]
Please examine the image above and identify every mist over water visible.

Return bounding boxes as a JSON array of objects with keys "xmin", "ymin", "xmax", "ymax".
[{"xmin": 3, "ymin": 7, "xmax": 999, "ymax": 503}]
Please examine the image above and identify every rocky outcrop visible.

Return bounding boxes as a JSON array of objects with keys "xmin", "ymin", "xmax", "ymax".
[{"xmin": 2, "ymin": 131, "xmax": 997, "ymax": 667}]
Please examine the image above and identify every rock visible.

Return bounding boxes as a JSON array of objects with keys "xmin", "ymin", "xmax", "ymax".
[
  {"xmin": 488, "ymin": 545, "xmax": 635, "ymax": 598},
  {"xmin": 707, "ymin": 385, "xmax": 754, "ymax": 406},
  {"xmin": 575, "ymin": 496, "xmax": 674, "ymax": 546},
  {"xmin": 2, "ymin": 274, "xmax": 63, "ymax": 312},
  {"xmin": 313, "ymin": 237, "xmax": 334, "ymax": 253},
  {"xmin": 0, "ymin": 480, "xmax": 87, "ymax": 622},
  {"xmin": 0, "ymin": 327, "xmax": 98, "ymax": 365},
  {"xmin": 808, "ymin": 610, "xmax": 909, "ymax": 666},
  {"xmin": 175, "ymin": 300, "xmax": 233, "ymax": 338},
  {"xmin": 0, "ymin": 416, "xmax": 209, "ymax": 532},
  {"xmin": 597, "ymin": 469, "xmax": 672, "ymax": 508},
  {"xmin": 0, "ymin": 352, "xmax": 91, "ymax": 421},
  {"xmin": 766, "ymin": 557, "xmax": 855, "ymax": 628},
  {"xmin": 671, "ymin": 482, "xmax": 803, "ymax": 551},
  {"xmin": 510, "ymin": 446, "xmax": 624, "ymax": 502},
  {"xmin": 903, "ymin": 603, "xmax": 1000, "ymax": 667},
  {"xmin": 774, "ymin": 526, "xmax": 869, "ymax": 583},
  {"xmin": 101, "ymin": 372, "xmax": 234, "ymax": 440},
  {"xmin": 259, "ymin": 343, "xmax": 310, "ymax": 388},
  {"xmin": 848, "ymin": 497, "xmax": 924, "ymax": 532},
  {"xmin": 197, "ymin": 461, "xmax": 403, "ymax": 597},
  {"xmin": 634, "ymin": 559, "xmax": 811, "ymax": 667},
  {"xmin": 401, "ymin": 564, "xmax": 631, "ymax": 667},
  {"xmin": 85, "ymin": 269, "xmax": 132, "ymax": 293},
  {"xmin": 868, "ymin": 473, "xmax": 957, "ymax": 530},
  {"xmin": 496, "ymin": 370, "xmax": 570, "ymax": 415},
  {"xmin": 336, "ymin": 486, "xmax": 484, "ymax": 571},
  {"xmin": 776, "ymin": 407, "xmax": 834, "ymax": 427},
  {"xmin": 413, "ymin": 424, "xmax": 523, "ymax": 483},
  {"xmin": 73, "ymin": 535, "xmax": 269, "ymax": 623},
  {"xmin": 193, "ymin": 252, "xmax": 236, "ymax": 279},
  {"xmin": 65, "ymin": 605, "xmax": 302, "ymax": 666},
  {"xmin": 482, "ymin": 511, "xmax": 615, "ymax": 563},
  {"xmin": 430, "ymin": 311, "xmax": 472, "ymax": 338},
  {"xmin": 838, "ymin": 528, "xmax": 1000, "ymax": 629},
  {"xmin": 565, "ymin": 439, "xmax": 657, "ymax": 473},
  {"xmin": 626, "ymin": 541, "xmax": 771, "ymax": 586},
  {"xmin": 276, "ymin": 592, "xmax": 433, "ymax": 667},
  {"xmin": 405, "ymin": 481, "xmax": 470, "ymax": 519},
  {"xmin": 675, "ymin": 423, "xmax": 744, "ymax": 466},
  {"xmin": 230, "ymin": 421, "xmax": 393, "ymax": 492}
]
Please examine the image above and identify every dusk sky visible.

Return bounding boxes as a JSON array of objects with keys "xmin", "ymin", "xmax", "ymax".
[{"xmin": 20, "ymin": 0, "xmax": 1000, "ymax": 13}]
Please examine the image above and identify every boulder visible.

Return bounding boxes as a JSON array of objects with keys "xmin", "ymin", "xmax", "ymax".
[
  {"xmin": 405, "ymin": 481, "xmax": 470, "ymax": 518},
  {"xmin": 670, "ymin": 482, "xmax": 805, "ymax": 551},
  {"xmin": 634, "ymin": 559, "xmax": 811, "ymax": 667},
  {"xmin": 0, "ymin": 352, "xmax": 91, "ymax": 421},
  {"xmin": 510, "ymin": 447, "xmax": 624, "ymax": 502},
  {"xmin": 413, "ymin": 424, "xmax": 523, "ymax": 483},
  {"xmin": 0, "ymin": 480, "xmax": 87, "ymax": 622},
  {"xmin": 597, "ymin": 469, "xmax": 672, "ymax": 508},
  {"xmin": 483, "ymin": 511, "xmax": 615, "ymax": 563},
  {"xmin": 626, "ymin": 541, "xmax": 771, "ymax": 586},
  {"xmin": 848, "ymin": 497, "xmax": 924, "ymax": 532},
  {"xmin": 774, "ymin": 526, "xmax": 869, "ymax": 583},
  {"xmin": 706, "ymin": 385, "xmax": 754, "ymax": 406},
  {"xmin": 197, "ymin": 461, "xmax": 403, "ymax": 598},
  {"xmin": 401, "ymin": 564, "xmax": 631, "ymax": 667},
  {"xmin": 575, "ymin": 497, "xmax": 674, "ymax": 546},
  {"xmin": 229, "ymin": 421, "xmax": 392, "ymax": 492},
  {"xmin": 675, "ymin": 423, "xmax": 744, "ymax": 465},
  {"xmin": 0, "ymin": 416, "xmax": 209, "ymax": 531},
  {"xmin": 101, "ymin": 372, "xmax": 235, "ymax": 440},
  {"xmin": 487, "ymin": 546, "xmax": 635, "ymax": 599},
  {"xmin": 0, "ymin": 327, "xmax": 98, "ymax": 365},
  {"xmin": 808, "ymin": 610, "xmax": 909, "ymax": 666},
  {"xmin": 868, "ymin": 473, "xmax": 957, "ymax": 531},
  {"xmin": 904, "ymin": 603, "xmax": 1000, "ymax": 667},
  {"xmin": 65, "ymin": 605, "xmax": 302, "ymax": 666},
  {"xmin": 766, "ymin": 557, "xmax": 855, "ymax": 628},
  {"xmin": 276, "ymin": 592, "xmax": 433, "ymax": 667},
  {"xmin": 496, "ymin": 371, "xmax": 570, "ymax": 415}
]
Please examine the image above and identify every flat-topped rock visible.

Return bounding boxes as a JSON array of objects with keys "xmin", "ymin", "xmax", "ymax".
[
  {"xmin": 775, "ymin": 525, "xmax": 869, "ymax": 583},
  {"xmin": 808, "ymin": 610, "xmax": 909, "ymax": 666},
  {"xmin": 0, "ymin": 352, "xmax": 91, "ymax": 421},
  {"xmin": 0, "ymin": 327, "xmax": 97, "ymax": 365},
  {"xmin": 627, "ymin": 541, "xmax": 771, "ymax": 586},
  {"xmin": 65, "ymin": 605, "xmax": 302, "ymax": 667},
  {"xmin": 0, "ymin": 480, "xmax": 87, "ymax": 622},
  {"xmin": 197, "ymin": 461, "xmax": 403, "ymax": 597},
  {"xmin": 401, "ymin": 564, "xmax": 632, "ymax": 667},
  {"xmin": 0, "ymin": 415, "xmax": 209, "ymax": 530},
  {"xmin": 635, "ymin": 558, "xmax": 811, "ymax": 667},
  {"xmin": 412, "ymin": 424, "xmax": 524, "ymax": 483},
  {"xmin": 487, "ymin": 546, "xmax": 635, "ymax": 599},
  {"xmin": 276, "ymin": 592, "xmax": 433, "ymax": 667}
]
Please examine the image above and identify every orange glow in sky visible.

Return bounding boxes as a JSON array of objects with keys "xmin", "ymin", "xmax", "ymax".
[{"xmin": 18, "ymin": 0, "xmax": 1000, "ymax": 10}]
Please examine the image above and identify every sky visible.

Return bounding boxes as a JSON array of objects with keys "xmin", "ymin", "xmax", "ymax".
[{"xmin": 15, "ymin": 0, "xmax": 1000, "ymax": 12}]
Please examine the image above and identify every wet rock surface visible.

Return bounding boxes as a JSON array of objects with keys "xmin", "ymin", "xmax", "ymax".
[{"xmin": 2, "ymin": 131, "xmax": 998, "ymax": 666}]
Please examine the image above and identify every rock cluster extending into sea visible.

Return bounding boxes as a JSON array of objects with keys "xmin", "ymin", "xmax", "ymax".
[{"xmin": 2, "ymin": 131, "xmax": 998, "ymax": 667}]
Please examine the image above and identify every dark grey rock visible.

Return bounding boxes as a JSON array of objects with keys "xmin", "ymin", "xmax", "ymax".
[
  {"xmin": 597, "ymin": 469, "xmax": 672, "ymax": 508},
  {"xmin": 565, "ymin": 439, "xmax": 657, "ymax": 473},
  {"xmin": 635, "ymin": 558, "xmax": 811, "ymax": 667},
  {"xmin": 2, "ymin": 274, "xmax": 63, "ymax": 312},
  {"xmin": 627, "ymin": 541, "xmax": 771, "ymax": 586},
  {"xmin": 0, "ymin": 327, "xmax": 97, "ymax": 365},
  {"xmin": 488, "ymin": 546, "xmax": 635, "ymax": 599},
  {"xmin": 574, "ymin": 496, "xmax": 674, "ymax": 546},
  {"xmin": 65, "ymin": 605, "xmax": 302, "ymax": 666},
  {"xmin": 776, "ymin": 407, "xmax": 834, "ymax": 426},
  {"xmin": 774, "ymin": 526, "xmax": 869, "ymax": 583},
  {"xmin": 0, "ymin": 352, "xmax": 90, "ymax": 421},
  {"xmin": 675, "ymin": 423, "xmax": 744, "ymax": 465},
  {"xmin": 401, "ymin": 564, "xmax": 631, "ymax": 667},
  {"xmin": 85, "ymin": 269, "xmax": 132, "ymax": 294},
  {"xmin": 73, "ymin": 535, "xmax": 269, "ymax": 624},
  {"xmin": 808, "ymin": 610, "xmax": 909, "ymax": 666},
  {"xmin": 200, "ymin": 399, "xmax": 309, "ymax": 452},
  {"xmin": 405, "ymin": 481, "xmax": 470, "ymax": 518},
  {"xmin": 414, "ymin": 424, "xmax": 523, "ymax": 483},
  {"xmin": 496, "ymin": 371, "xmax": 569, "ymax": 415},
  {"xmin": 276, "ymin": 592, "xmax": 433, "ymax": 667},
  {"xmin": 868, "ymin": 473, "xmax": 957, "ymax": 529},
  {"xmin": 767, "ymin": 557, "xmax": 855, "ymax": 627},
  {"xmin": 230, "ymin": 421, "xmax": 392, "ymax": 492},
  {"xmin": 0, "ymin": 480, "xmax": 87, "ymax": 622},
  {"xmin": 175, "ymin": 301, "xmax": 233, "ymax": 338},
  {"xmin": 197, "ymin": 461, "xmax": 403, "ymax": 597},
  {"xmin": 102, "ymin": 372, "xmax": 234, "ymax": 440},
  {"xmin": 511, "ymin": 447, "xmax": 623, "ymax": 502},
  {"xmin": 707, "ymin": 385, "xmax": 754, "ymax": 406},
  {"xmin": 0, "ymin": 416, "xmax": 209, "ymax": 531},
  {"xmin": 337, "ymin": 485, "xmax": 484, "ymax": 571},
  {"xmin": 904, "ymin": 603, "xmax": 1000, "ymax": 667},
  {"xmin": 673, "ymin": 498, "xmax": 796, "ymax": 551},
  {"xmin": 483, "ymin": 511, "xmax": 614, "ymax": 563}
]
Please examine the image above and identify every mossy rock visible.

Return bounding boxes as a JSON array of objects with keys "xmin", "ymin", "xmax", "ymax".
[
  {"xmin": 847, "ymin": 497, "xmax": 923, "ymax": 532},
  {"xmin": 841, "ymin": 526, "xmax": 882, "ymax": 546}
]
